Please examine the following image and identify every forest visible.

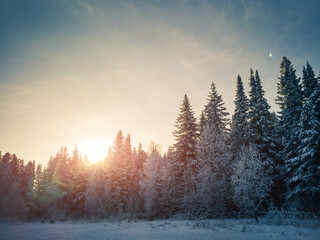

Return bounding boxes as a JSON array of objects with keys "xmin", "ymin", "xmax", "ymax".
[{"xmin": 0, "ymin": 56, "xmax": 319, "ymax": 221}]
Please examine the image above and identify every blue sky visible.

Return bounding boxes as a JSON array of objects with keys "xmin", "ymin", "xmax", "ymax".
[{"xmin": 0, "ymin": 0, "xmax": 319, "ymax": 164}]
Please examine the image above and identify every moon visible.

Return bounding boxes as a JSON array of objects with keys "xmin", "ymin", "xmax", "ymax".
[{"xmin": 269, "ymin": 53, "xmax": 272, "ymax": 58}]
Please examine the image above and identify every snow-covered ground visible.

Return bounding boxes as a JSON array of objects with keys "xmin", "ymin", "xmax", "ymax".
[{"xmin": 1, "ymin": 219, "xmax": 319, "ymax": 240}]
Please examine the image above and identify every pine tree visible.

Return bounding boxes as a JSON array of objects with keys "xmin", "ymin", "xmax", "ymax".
[
  {"xmin": 276, "ymin": 56, "xmax": 304, "ymax": 205},
  {"xmin": 171, "ymin": 94, "xmax": 198, "ymax": 214},
  {"xmin": 123, "ymin": 134, "xmax": 133, "ymax": 212},
  {"xmin": 109, "ymin": 130, "xmax": 125, "ymax": 215},
  {"xmin": 196, "ymin": 82, "xmax": 230, "ymax": 216},
  {"xmin": 290, "ymin": 88, "xmax": 320, "ymax": 211},
  {"xmin": 302, "ymin": 62, "xmax": 318, "ymax": 100},
  {"xmin": 0, "ymin": 156, "xmax": 24, "ymax": 217},
  {"xmin": 230, "ymin": 75, "xmax": 249, "ymax": 150},
  {"xmin": 204, "ymin": 82, "xmax": 229, "ymax": 132},
  {"xmin": 130, "ymin": 143, "xmax": 147, "ymax": 215},
  {"xmin": 251, "ymin": 70, "xmax": 277, "ymax": 172},
  {"xmin": 68, "ymin": 145, "xmax": 88, "ymax": 218},
  {"xmin": 248, "ymin": 69, "xmax": 283, "ymax": 207},
  {"xmin": 10, "ymin": 154, "xmax": 20, "ymax": 177}
]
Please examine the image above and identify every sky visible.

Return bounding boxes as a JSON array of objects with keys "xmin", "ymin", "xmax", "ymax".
[{"xmin": 0, "ymin": 0, "xmax": 319, "ymax": 165}]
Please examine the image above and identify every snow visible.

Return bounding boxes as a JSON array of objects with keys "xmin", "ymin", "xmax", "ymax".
[{"xmin": 1, "ymin": 219, "xmax": 320, "ymax": 240}]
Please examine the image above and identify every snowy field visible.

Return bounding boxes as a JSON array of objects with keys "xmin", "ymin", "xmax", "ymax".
[{"xmin": 1, "ymin": 219, "xmax": 320, "ymax": 240}]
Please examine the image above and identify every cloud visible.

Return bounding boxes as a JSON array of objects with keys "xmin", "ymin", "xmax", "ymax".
[{"xmin": 0, "ymin": 0, "xmax": 319, "ymax": 163}]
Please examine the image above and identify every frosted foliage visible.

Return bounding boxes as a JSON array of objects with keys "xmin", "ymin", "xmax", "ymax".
[
  {"xmin": 231, "ymin": 146, "xmax": 271, "ymax": 213},
  {"xmin": 140, "ymin": 149, "xmax": 169, "ymax": 215},
  {"xmin": 196, "ymin": 125, "xmax": 230, "ymax": 214},
  {"xmin": 85, "ymin": 169, "xmax": 111, "ymax": 218}
]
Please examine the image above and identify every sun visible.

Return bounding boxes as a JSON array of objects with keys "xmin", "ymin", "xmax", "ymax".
[{"xmin": 78, "ymin": 139, "xmax": 110, "ymax": 164}]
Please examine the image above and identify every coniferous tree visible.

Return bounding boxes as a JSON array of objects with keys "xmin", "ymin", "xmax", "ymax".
[
  {"xmin": 196, "ymin": 82, "xmax": 230, "ymax": 216},
  {"xmin": 196, "ymin": 124, "xmax": 229, "ymax": 216},
  {"xmin": 302, "ymin": 62, "xmax": 318, "ymax": 100},
  {"xmin": 141, "ymin": 147, "xmax": 169, "ymax": 218},
  {"xmin": 0, "ymin": 154, "xmax": 25, "ymax": 217},
  {"xmin": 250, "ymin": 71, "xmax": 277, "ymax": 173},
  {"xmin": 171, "ymin": 94, "xmax": 198, "ymax": 214},
  {"xmin": 276, "ymin": 57, "xmax": 304, "ymax": 206},
  {"xmin": 109, "ymin": 130, "xmax": 126, "ymax": 215},
  {"xmin": 248, "ymin": 69, "xmax": 283, "ymax": 207},
  {"xmin": 68, "ymin": 145, "xmax": 88, "ymax": 218},
  {"xmin": 230, "ymin": 75, "xmax": 249, "ymax": 151},
  {"xmin": 204, "ymin": 82, "xmax": 229, "ymax": 131},
  {"xmin": 231, "ymin": 145, "xmax": 272, "ymax": 214},
  {"xmin": 130, "ymin": 143, "xmax": 147, "ymax": 215},
  {"xmin": 85, "ymin": 165, "xmax": 111, "ymax": 218},
  {"xmin": 290, "ymin": 88, "xmax": 320, "ymax": 211}
]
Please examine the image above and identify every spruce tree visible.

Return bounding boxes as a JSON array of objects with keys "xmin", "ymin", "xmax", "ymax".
[
  {"xmin": 131, "ymin": 143, "xmax": 147, "ymax": 214},
  {"xmin": 230, "ymin": 75, "xmax": 249, "ymax": 150},
  {"xmin": 276, "ymin": 56, "xmax": 304, "ymax": 205},
  {"xmin": 247, "ymin": 69, "xmax": 282, "ymax": 207},
  {"xmin": 196, "ymin": 82, "xmax": 230, "ymax": 216},
  {"xmin": 291, "ymin": 88, "xmax": 320, "ymax": 211},
  {"xmin": 109, "ymin": 130, "xmax": 126, "ymax": 215},
  {"xmin": 253, "ymin": 70, "xmax": 277, "ymax": 171},
  {"xmin": 171, "ymin": 94, "xmax": 198, "ymax": 213},
  {"xmin": 204, "ymin": 82, "xmax": 229, "ymax": 132},
  {"xmin": 69, "ymin": 145, "xmax": 88, "ymax": 218}
]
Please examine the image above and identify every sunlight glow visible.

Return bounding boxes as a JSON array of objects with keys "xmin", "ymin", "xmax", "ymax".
[{"xmin": 78, "ymin": 139, "xmax": 111, "ymax": 164}]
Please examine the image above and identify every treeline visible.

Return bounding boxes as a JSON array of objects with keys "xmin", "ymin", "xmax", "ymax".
[{"xmin": 0, "ymin": 56, "xmax": 319, "ymax": 220}]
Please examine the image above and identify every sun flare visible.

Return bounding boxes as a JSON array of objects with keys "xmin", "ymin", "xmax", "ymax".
[{"xmin": 78, "ymin": 139, "xmax": 111, "ymax": 164}]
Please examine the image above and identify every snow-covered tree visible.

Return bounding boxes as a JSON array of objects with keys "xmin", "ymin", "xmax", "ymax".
[
  {"xmin": 248, "ymin": 70, "xmax": 278, "ymax": 178},
  {"xmin": 171, "ymin": 94, "xmax": 198, "ymax": 213},
  {"xmin": 141, "ymin": 147, "xmax": 169, "ymax": 218},
  {"xmin": 230, "ymin": 75, "xmax": 249, "ymax": 151},
  {"xmin": 302, "ymin": 61, "xmax": 318, "ymax": 100},
  {"xmin": 0, "ymin": 154, "xmax": 25, "ymax": 217},
  {"xmin": 129, "ymin": 143, "xmax": 147, "ymax": 215},
  {"xmin": 196, "ymin": 124, "xmax": 229, "ymax": 216},
  {"xmin": 204, "ymin": 82, "xmax": 229, "ymax": 132},
  {"xmin": 196, "ymin": 82, "xmax": 230, "ymax": 216},
  {"xmin": 68, "ymin": 146, "xmax": 88, "ymax": 218},
  {"xmin": 85, "ymin": 165, "xmax": 111, "ymax": 218},
  {"xmin": 108, "ymin": 131, "xmax": 128, "ymax": 215},
  {"xmin": 231, "ymin": 145, "xmax": 272, "ymax": 214},
  {"xmin": 276, "ymin": 56, "xmax": 304, "ymax": 205},
  {"xmin": 289, "ymin": 88, "xmax": 320, "ymax": 211}
]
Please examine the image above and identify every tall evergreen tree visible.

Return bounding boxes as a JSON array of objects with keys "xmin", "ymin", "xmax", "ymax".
[
  {"xmin": 68, "ymin": 145, "xmax": 88, "ymax": 218},
  {"xmin": 276, "ymin": 56, "xmax": 304, "ymax": 205},
  {"xmin": 171, "ymin": 94, "xmax": 198, "ymax": 213},
  {"xmin": 109, "ymin": 130, "xmax": 126, "ymax": 215},
  {"xmin": 130, "ymin": 143, "xmax": 146, "ymax": 215},
  {"xmin": 290, "ymin": 88, "xmax": 320, "ymax": 211},
  {"xmin": 196, "ymin": 82, "xmax": 230, "ymax": 216},
  {"xmin": 247, "ymin": 69, "xmax": 282, "ymax": 207}
]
